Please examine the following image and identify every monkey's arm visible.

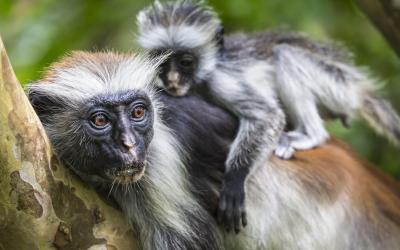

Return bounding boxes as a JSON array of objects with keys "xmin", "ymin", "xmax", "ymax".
[{"xmin": 209, "ymin": 69, "xmax": 286, "ymax": 233}]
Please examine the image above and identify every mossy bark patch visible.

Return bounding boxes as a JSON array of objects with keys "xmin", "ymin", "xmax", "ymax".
[
  {"xmin": 50, "ymin": 181, "xmax": 106, "ymax": 250},
  {"xmin": 9, "ymin": 171, "xmax": 43, "ymax": 218}
]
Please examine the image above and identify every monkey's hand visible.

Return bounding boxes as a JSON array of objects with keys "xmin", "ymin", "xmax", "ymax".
[
  {"xmin": 217, "ymin": 170, "xmax": 248, "ymax": 234},
  {"xmin": 274, "ymin": 132, "xmax": 295, "ymax": 159}
]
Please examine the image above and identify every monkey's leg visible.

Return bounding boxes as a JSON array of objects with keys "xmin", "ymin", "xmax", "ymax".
[
  {"xmin": 210, "ymin": 69, "xmax": 285, "ymax": 233},
  {"xmin": 273, "ymin": 44, "xmax": 330, "ymax": 152}
]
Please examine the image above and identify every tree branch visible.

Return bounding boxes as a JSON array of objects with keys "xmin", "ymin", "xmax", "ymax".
[
  {"xmin": 355, "ymin": 0, "xmax": 400, "ymax": 57},
  {"xmin": 0, "ymin": 36, "xmax": 138, "ymax": 250}
]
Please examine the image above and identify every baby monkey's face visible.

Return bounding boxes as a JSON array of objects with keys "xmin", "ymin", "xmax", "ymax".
[{"xmin": 156, "ymin": 50, "xmax": 199, "ymax": 97}]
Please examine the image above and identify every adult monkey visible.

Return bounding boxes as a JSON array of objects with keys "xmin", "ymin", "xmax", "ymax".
[{"xmin": 28, "ymin": 51, "xmax": 400, "ymax": 250}]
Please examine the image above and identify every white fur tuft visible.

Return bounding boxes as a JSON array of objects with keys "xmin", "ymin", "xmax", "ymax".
[
  {"xmin": 136, "ymin": 0, "xmax": 221, "ymax": 47},
  {"xmin": 28, "ymin": 52, "xmax": 167, "ymax": 105}
]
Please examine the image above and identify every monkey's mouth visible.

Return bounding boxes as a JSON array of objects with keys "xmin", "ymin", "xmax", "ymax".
[
  {"xmin": 166, "ymin": 86, "xmax": 190, "ymax": 97},
  {"xmin": 107, "ymin": 165, "xmax": 146, "ymax": 184}
]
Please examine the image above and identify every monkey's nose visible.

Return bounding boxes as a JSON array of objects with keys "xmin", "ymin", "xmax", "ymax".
[
  {"xmin": 121, "ymin": 138, "xmax": 135, "ymax": 151},
  {"xmin": 167, "ymin": 71, "xmax": 180, "ymax": 88},
  {"xmin": 121, "ymin": 139, "xmax": 139, "ymax": 162},
  {"xmin": 122, "ymin": 141, "xmax": 134, "ymax": 150}
]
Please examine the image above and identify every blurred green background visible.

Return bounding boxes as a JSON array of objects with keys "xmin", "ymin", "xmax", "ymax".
[{"xmin": 0, "ymin": 0, "xmax": 399, "ymax": 178}]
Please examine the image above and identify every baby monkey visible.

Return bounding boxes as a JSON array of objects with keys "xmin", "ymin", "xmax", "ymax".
[{"xmin": 136, "ymin": 0, "xmax": 400, "ymax": 232}]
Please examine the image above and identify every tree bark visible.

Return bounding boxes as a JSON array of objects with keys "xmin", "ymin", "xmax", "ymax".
[
  {"xmin": 0, "ymin": 36, "xmax": 138, "ymax": 250},
  {"xmin": 355, "ymin": 0, "xmax": 400, "ymax": 57}
]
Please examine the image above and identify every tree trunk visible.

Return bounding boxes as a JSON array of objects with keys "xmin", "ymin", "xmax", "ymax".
[
  {"xmin": 355, "ymin": 0, "xmax": 400, "ymax": 57},
  {"xmin": 0, "ymin": 36, "xmax": 138, "ymax": 250}
]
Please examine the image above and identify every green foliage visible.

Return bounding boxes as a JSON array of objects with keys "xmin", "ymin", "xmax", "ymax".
[{"xmin": 0, "ymin": 0, "xmax": 399, "ymax": 178}]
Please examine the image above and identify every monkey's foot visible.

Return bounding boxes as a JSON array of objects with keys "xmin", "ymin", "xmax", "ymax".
[
  {"xmin": 285, "ymin": 131, "xmax": 329, "ymax": 150},
  {"xmin": 274, "ymin": 133, "xmax": 295, "ymax": 159},
  {"xmin": 217, "ymin": 181, "xmax": 247, "ymax": 234}
]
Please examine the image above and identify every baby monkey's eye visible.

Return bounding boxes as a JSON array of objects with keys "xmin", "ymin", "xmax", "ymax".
[
  {"xmin": 91, "ymin": 113, "xmax": 110, "ymax": 128},
  {"xmin": 132, "ymin": 106, "xmax": 146, "ymax": 121},
  {"xmin": 158, "ymin": 63, "xmax": 167, "ymax": 74},
  {"xmin": 179, "ymin": 55, "xmax": 194, "ymax": 68}
]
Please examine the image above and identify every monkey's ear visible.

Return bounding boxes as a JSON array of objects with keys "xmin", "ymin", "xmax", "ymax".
[
  {"xmin": 27, "ymin": 84, "xmax": 65, "ymax": 120},
  {"xmin": 215, "ymin": 26, "xmax": 224, "ymax": 49}
]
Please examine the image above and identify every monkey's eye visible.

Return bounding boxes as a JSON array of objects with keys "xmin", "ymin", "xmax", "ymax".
[
  {"xmin": 158, "ymin": 64, "xmax": 166, "ymax": 74},
  {"xmin": 90, "ymin": 113, "xmax": 110, "ymax": 128},
  {"xmin": 132, "ymin": 105, "xmax": 146, "ymax": 121},
  {"xmin": 179, "ymin": 56, "xmax": 194, "ymax": 68}
]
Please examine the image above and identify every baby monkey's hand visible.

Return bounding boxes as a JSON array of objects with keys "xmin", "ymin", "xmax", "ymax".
[{"xmin": 217, "ymin": 171, "xmax": 248, "ymax": 234}]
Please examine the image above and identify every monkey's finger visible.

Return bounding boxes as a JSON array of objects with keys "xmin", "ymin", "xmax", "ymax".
[
  {"xmin": 242, "ymin": 210, "xmax": 247, "ymax": 227},
  {"xmin": 233, "ymin": 199, "xmax": 241, "ymax": 234},
  {"xmin": 217, "ymin": 194, "xmax": 227, "ymax": 224},
  {"xmin": 274, "ymin": 147, "xmax": 284, "ymax": 158},
  {"xmin": 224, "ymin": 197, "xmax": 234, "ymax": 232},
  {"xmin": 282, "ymin": 146, "xmax": 295, "ymax": 159},
  {"xmin": 275, "ymin": 143, "xmax": 295, "ymax": 159},
  {"xmin": 274, "ymin": 146, "xmax": 283, "ymax": 158},
  {"xmin": 239, "ymin": 195, "xmax": 247, "ymax": 228},
  {"xmin": 274, "ymin": 146, "xmax": 289, "ymax": 159}
]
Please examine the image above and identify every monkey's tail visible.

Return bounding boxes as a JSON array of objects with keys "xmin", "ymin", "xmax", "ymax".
[{"xmin": 360, "ymin": 94, "xmax": 400, "ymax": 146}]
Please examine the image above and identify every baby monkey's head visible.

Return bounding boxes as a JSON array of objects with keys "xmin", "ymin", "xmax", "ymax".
[
  {"xmin": 27, "ymin": 51, "xmax": 164, "ymax": 187},
  {"xmin": 137, "ymin": 0, "xmax": 224, "ymax": 96}
]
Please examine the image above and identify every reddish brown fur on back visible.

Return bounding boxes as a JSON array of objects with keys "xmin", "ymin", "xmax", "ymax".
[{"xmin": 271, "ymin": 138, "xmax": 400, "ymax": 234}]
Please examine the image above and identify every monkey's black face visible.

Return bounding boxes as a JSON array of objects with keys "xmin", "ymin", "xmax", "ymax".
[
  {"xmin": 77, "ymin": 91, "xmax": 154, "ymax": 185},
  {"xmin": 156, "ymin": 50, "xmax": 199, "ymax": 97},
  {"xmin": 29, "ymin": 89, "xmax": 155, "ymax": 186}
]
